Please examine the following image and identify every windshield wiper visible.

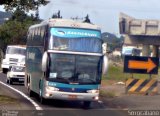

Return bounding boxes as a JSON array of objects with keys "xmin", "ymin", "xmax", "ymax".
[
  {"xmin": 57, "ymin": 77, "xmax": 80, "ymax": 84},
  {"xmin": 78, "ymin": 78, "xmax": 97, "ymax": 84},
  {"xmin": 56, "ymin": 77, "xmax": 71, "ymax": 83}
]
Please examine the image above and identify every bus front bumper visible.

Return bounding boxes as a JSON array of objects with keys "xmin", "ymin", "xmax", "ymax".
[{"xmin": 43, "ymin": 90, "xmax": 99, "ymax": 101}]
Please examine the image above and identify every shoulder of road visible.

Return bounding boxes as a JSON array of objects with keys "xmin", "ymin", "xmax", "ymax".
[{"xmin": 0, "ymin": 74, "xmax": 34, "ymax": 110}]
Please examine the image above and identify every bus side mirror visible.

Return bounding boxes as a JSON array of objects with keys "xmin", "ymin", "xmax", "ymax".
[
  {"xmin": 42, "ymin": 52, "xmax": 48, "ymax": 72},
  {"xmin": 102, "ymin": 55, "xmax": 109, "ymax": 75}
]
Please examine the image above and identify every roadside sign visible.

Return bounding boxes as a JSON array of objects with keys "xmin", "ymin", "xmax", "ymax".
[
  {"xmin": 125, "ymin": 78, "xmax": 158, "ymax": 94},
  {"xmin": 124, "ymin": 56, "xmax": 159, "ymax": 74}
]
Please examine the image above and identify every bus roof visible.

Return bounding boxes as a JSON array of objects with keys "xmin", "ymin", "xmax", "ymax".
[{"xmin": 29, "ymin": 19, "xmax": 101, "ymax": 30}]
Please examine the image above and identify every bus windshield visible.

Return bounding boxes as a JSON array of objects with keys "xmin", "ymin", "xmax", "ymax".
[
  {"xmin": 49, "ymin": 28, "xmax": 102, "ymax": 53},
  {"xmin": 48, "ymin": 53, "xmax": 102, "ymax": 84},
  {"xmin": 7, "ymin": 47, "xmax": 26, "ymax": 56}
]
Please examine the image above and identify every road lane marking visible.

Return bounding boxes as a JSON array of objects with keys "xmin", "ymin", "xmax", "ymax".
[{"xmin": 0, "ymin": 81, "xmax": 43, "ymax": 110}]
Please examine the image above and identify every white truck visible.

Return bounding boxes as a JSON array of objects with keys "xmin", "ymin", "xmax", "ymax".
[
  {"xmin": 122, "ymin": 46, "xmax": 141, "ymax": 56},
  {"xmin": 1, "ymin": 45, "xmax": 26, "ymax": 73}
]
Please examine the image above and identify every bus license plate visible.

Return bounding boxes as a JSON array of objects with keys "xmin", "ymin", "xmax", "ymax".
[{"xmin": 68, "ymin": 95, "xmax": 77, "ymax": 99}]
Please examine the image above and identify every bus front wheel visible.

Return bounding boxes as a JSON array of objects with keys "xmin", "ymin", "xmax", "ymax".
[{"xmin": 83, "ymin": 101, "xmax": 91, "ymax": 108}]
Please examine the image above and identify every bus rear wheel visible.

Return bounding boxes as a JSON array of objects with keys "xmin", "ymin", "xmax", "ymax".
[
  {"xmin": 27, "ymin": 83, "xmax": 34, "ymax": 97},
  {"xmin": 29, "ymin": 89, "xmax": 34, "ymax": 97},
  {"xmin": 39, "ymin": 89, "xmax": 46, "ymax": 104}
]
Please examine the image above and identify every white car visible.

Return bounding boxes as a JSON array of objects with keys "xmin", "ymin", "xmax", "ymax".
[{"xmin": 6, "ymin": 66, "xmax": 25, "ymax": 85}]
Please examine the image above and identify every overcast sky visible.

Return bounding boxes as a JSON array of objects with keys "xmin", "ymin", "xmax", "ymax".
[{"xmin": 1, "ymin": 0, "xmax": 160, "ymax": 34}]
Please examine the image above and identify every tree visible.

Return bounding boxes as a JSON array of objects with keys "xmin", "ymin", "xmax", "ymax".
[
  {"xmin": 1, "ymin": 0, "xmax": 49, "ymax": 12},
  {"xmin": 0, "ymin": 9, "xmax": 40, "ymax": 53},
  {"xmin": 83, "ymin": 14, "xmax": 91, "ymax": 23},
  {"xmin": 35, "ymin": 9, "xmax": 40, "ymax": 21},
  {"xmin": 0, "ymin": 0, "xmax": 47, "ymax": 58},
  {"xmin": 52, "ymin": 10, "xmax": 62, "ymax": 18},
  {"xmin": 102, "ymin": 32, "xmax": 124, "ymax": 51},
  {"xmin": 11, "ymin": 8, "xmax": 27, "ymax": 22},
  {"xmin": 0, "ymin": 0, "xmax": 13, "ymax": 5}
]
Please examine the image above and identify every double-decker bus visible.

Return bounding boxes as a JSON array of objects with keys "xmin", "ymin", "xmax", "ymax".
[{"xmin": 25, "ymin": 19, "xmax": 108, "ymax": 107}]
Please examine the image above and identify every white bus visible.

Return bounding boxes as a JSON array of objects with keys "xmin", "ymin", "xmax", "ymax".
[{"xmin": 25, "ymin": 19, "xmax": 108, "ymax": 107}]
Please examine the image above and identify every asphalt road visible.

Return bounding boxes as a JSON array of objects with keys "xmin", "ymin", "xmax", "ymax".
[{"xmin": 0, "ymin": 73, "xmax": 127, "ymax": 116}]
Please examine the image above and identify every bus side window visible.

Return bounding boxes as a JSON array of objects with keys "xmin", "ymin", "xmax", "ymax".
[
  {"xmin": 32, "ymin": 29, "xmax": 35, "ymax": 41},
  {"xmin": 39, "ymin": 27, "xmax": 44, "ymax": 46},
  {"xmin": 27, "ymin": 30, "xmax": 31, "ymax": 45},
  {"xmin": 27, "ymin": 29, "xmax": 34, "ymax": 45},
  {"xmin": 34, "ymin": 28, "xmax": 38, "ymax": 40},
  {"xmin": 43, "ymin": 26, "xmax": 48, "ymax": 50},
  {"xmin": 41, "ymin": 27, "xmax": 45, "ymax": 39}
]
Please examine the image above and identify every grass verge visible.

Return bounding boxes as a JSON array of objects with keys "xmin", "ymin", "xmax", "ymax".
[
  {"xmin": 0, "ymin": 95, "xmax": 17, "ymax": 104},
  {"xmin": 100, "ymin": 90, "xmax": 116, "ymax": 98}
]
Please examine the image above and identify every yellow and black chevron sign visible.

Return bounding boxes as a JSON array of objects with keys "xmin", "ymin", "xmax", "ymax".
[{"xmin": 126, "ymin": 78, "xmax": 158, "ymax": 94}]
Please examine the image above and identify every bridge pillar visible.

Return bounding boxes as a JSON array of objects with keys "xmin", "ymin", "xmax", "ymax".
[
  {"xmin": 152, "ymin": 45, "xmax": 159, "ymax": 57},
  {"xmin": 142, "ymin": 45, "xmax": 150, "ymax": 56}
]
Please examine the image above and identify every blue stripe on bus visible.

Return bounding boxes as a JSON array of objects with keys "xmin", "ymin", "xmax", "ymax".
[
  {"xmin": 48, "ymin": 82, "xmax": 99, "ymax": 93},
  {"xmin": 48, "ymin": 81, "xmax": 99, "ymax": 88}
]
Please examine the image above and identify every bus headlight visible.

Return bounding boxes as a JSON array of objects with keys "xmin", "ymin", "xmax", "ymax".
[
  {"xmin": 87, "ymin": 89, "xmax": 99, "ymax": 93},
  {"xmin": 46, "ymin": 86, "xmax": 59, "ymax": 92}
]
